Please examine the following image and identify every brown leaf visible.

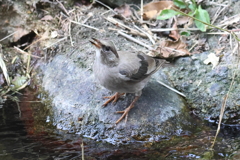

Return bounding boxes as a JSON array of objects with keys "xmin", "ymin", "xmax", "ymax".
[
  {"xmin": 152, "ymin": 39, "xmax": 191, "ymax": 58},
  {"xmin": 169, "ymin": 21, "xmax": 180, "ymax": 41},
  {"xmin": 143, "ymin": 1, "xmax": 174, "ymax": 20},
  {"xmin": 177, "ymin": 16, "xmax": 190, "ymax": 25},
  {"xmin": 114, "ymin": 4, "xmax": 132, "ymax": 18}
]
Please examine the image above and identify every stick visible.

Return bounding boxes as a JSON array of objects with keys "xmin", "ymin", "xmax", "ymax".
[
  {"xmin": 105, "ymin": 16, "xmax": 147, "ymax": 37},
  {"xmin": 43, "ymin": 37, "xmax": 67, "ymax": 50},
  {"xmin": 70, "ymin": 20, "xmax": 99, "ymax": 31},
  {"xmin": 95, "ymin": 0, "xmax": 117, "ymax": 14},
  {"xmin": 134, "ymin": 25, "xmax": 155, "ymax": 44},
  {"xmin": 56, "ymin": 0, "xmax": 69, "ymax": 16},
  {"xmin": 151, "ymin": 28, "xmax": 200, "ymax": 32},
  {"xmin": 141, "ymin": 0, "xmax": 143, "ymax": 22},
  {"xmin": 156, "ymin": 80, "xmax": 186, "ymax": 97},
  {"xmin": 69, "ymin": 21, "xmax": 74, "ymax": 46},
  {"xmin": 0, "ymin": 31, "xmax": 17, "ymax": 42},
  {"xmin": 14, "ymin": 46, "xmax": 42, "ymax": 58},
  {"xmin": 118, "ymin": 31, "xmax": 152, "ymax": 50}
]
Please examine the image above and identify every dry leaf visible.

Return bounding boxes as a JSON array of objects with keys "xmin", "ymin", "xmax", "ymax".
[
  {"xmin": 151, "ymin": 39, "xmax": 191, "ymax": 58},
  {"xmin": 177, "ymin": 16, "xmax": 190, "ymax": 25},
  {"xmin": 114, "ymin": 4, "xmax": 132, "ymax": 18},
  {"xmin": 203, "ymin": 52, "xmax": 219, "ymax": 69},
  {"xmin": 221, "ymin": 14, "xmax": 240, "ymax": 26},
  {"xmin": 41, "ymin": 15, "xmax": 54, "ymax": 21},
  {"xmin": 169, "ymin": 21, "xmax": 180, "ymax": 41},
  {"xmin": 143, "ymin": 1, "xmax": 174, "ymax": 20},
  {"xmin": 214, "ymin": 47, "xmax": 225, "ymax": 56}
]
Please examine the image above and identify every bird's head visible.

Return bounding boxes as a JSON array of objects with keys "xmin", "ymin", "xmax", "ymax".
[{"xmin": 90, "ymin": 38, "xmax": 119, "ymax": 67}]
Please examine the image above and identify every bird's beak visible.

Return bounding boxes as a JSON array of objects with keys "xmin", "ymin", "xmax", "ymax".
[{"xmin": 90, "ymin": 38, "xmax": 102, "ymax": 49}]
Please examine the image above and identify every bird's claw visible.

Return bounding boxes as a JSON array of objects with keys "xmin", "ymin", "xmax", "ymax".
[{"xmin": 102, "ymin": 92, "xmax": 123, "ymax": 107}]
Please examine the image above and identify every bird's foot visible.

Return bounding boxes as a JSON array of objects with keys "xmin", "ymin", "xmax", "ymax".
[
  {"xmin": 102, "ymin": 92, "xmax": 124, "ymax": 107},
  {"xmin": 115, "ymin": 96, "xmax": 140, "ymax": 124}
]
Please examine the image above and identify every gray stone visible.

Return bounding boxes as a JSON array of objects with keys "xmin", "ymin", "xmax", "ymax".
[{"xmin": 41, "ymin": 53, "xmax": 188, "ymax": 144}]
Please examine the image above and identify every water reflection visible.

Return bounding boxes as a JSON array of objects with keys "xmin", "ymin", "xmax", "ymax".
[{"xmin": 0, "ymin": 87, "xmax": 238, "ymax": 159}]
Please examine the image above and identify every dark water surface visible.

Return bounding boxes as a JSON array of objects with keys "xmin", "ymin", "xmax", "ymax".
[{"xmin": 0, "ymin": 87, "xmax": 239, "ymax": 160}]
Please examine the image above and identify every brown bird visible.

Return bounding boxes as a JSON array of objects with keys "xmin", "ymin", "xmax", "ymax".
[{"xmin": 90, "ymin": 38, "xmax": 164, "ymax": 124}]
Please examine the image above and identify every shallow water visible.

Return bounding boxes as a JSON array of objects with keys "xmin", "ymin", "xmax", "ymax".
[{"xmin": 0, "ymin": 87, "xmax": 239, "ymax": 160}]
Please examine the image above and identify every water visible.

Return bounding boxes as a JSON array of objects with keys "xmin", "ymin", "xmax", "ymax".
[{"xmin": 0, "ymin": 87, "xmax": 239, "ymax": 159}]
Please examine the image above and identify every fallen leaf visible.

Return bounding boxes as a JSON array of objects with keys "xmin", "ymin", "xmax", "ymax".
[
  {"xmin": 150, "ymin": 39, "xmax": 191, "ymax": 58},
  {"xmin": 169, "ymin": 21, "xmax": 180, "ymax": 41},
  {"xmin": 214, "ymin": 47, "xmax": 225, "ymax": 56},
  {"xmin": 177, "ymin": 16, "xmax": 190, "ymax": 25},
  {"xmin": 114, "ymin": 4, "xmax": 132, "ymax": 18},
  {"xmin": 220, "ymin": 13, "xmax": 240, "ymax": 26},
  {"xmin": 143, "ymin": 1, "xmax": 174, "ymax": 20},
  {"xmin": 203, "ymin": 52, "xmax": 219, "ymax": 69},
  {"xmin": 41, "ymin": 15, "xmax": 54, "ymax": 21}
]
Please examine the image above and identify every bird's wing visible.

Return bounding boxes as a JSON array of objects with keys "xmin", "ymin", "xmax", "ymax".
[{"xmin": 118, "ymin": 51, "xmax": 165, "ymax": 82}]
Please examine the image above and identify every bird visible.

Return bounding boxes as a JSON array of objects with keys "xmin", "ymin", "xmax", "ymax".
[{"xmin": 90, "ymin": 38, "xmax": 165, "ymax": 124}]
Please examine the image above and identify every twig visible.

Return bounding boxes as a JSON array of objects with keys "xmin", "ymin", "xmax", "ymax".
[
  {"xmin": 0, "ymin": 31, "xmax": 17, "ymax": 42},
  {"xmin": 217, "ymin": 13, "xmax": 240, "ymax": 28},
  {"xmin": 134, "ymin": 25, "xmax": 155, "ymax": 44},
  {"xmin": 105, "ymin": 16, "xmax": 147, "ymax": 37},
  {"xmin": 69, "ymin": 21, "xmax": 74, "ymax": 46},
  {"xmin": 81, "ymin": 141, "xmax": 85, "ymax": 160},
  {"xmin": 141, "ymin": 0, "xmax": 143, "ymax": 22},
  {"xmin": 70, "ymin": 20, "xmax": 99, "ymax": 31},
  {"xmin": 16, "ymin": 101, "xmax": 21, "ymax": 118},
  {"xmin": 56, "ymin": 0, "xmax": 69, "ymax": 16},
  {"xmin": 211, "ymin": 3, "xmax": 229, "ymax": 25},
  {"xmin": 156, "ymin": 80, "xmax": 186, "ymax": 97},
  {"xmin": 211, "ymin": 92, "xmax": 229, "ymax": 149},
  {"xmin": 172, "ymin": 7, "xmax": 240, "ymax": 41},
  {"xmin": 209, "ymin": 1, "xmax": 229, "ymax": 7},
  {"xmin": 211, "ymin": 41, "xmax": 240, "ymax": 149},
  {"xmin": 82, "ymin": 13, "xmax": 93, "ymax": 24},
  {"xmin": 43, "ymin": 37, "xmax": 67, "ymax": 50},
  {"xmin": 14, "ymin": 46, "xmax": 42, "ymax": 58},
  {"xmin": 94, "ymin": 0, "xmax": 117, "ymax": 14},
  {"xmin": 0, "ymin": 45, "xmax": 10, "ymax": 85},
  {"xmin": 118, "ymin": 31, "xmax": 152, "ymax": 50},
  {"xmin": 163, "ymin": 46, "xmax": 187, "ymax": 54},
  {"xmin": 189, "ymin": 41, "xmax": 198, "ymax": 52},
  {"xmin": 151, "ymin": 28, "xmax": 200, "ymax": 32}
]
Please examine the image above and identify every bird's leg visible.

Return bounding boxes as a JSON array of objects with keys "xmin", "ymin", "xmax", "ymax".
[
  {"xmin": 115, "ymin": 96, "xmax": 140, "ymax": 124},
  {"xmin": 102, "ymin": 92, "xmax": 124, "ymax": 107}
]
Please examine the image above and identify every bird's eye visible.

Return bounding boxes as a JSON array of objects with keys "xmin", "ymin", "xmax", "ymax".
[{"xmin": 104, "ymin": 46, "xmax": 111, "ymax": 52}]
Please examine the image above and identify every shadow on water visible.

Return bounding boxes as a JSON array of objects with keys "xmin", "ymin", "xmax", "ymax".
[{"xmin": 0, "ymin": 87, "xmax": 239, "ymax": 160}]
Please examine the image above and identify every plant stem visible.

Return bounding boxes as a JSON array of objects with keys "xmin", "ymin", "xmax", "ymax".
[{"xmin": 172, "ymin": 7, "xmax": 240, "ymax": 41}]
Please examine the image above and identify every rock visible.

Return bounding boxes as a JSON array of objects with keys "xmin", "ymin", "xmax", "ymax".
[
  {"xmin": 161, "ymin": 51, "xmax": 240, "ymax": 123},
  {"xmin": 41, "ymin": 54, "xmax": 188, "ymax": 144}
]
